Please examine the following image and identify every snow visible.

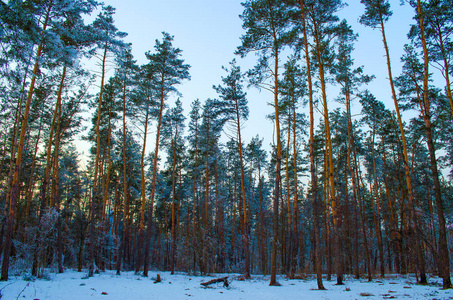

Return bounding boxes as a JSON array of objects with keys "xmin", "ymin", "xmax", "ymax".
[{"xmin": 1, "ymin": 270, "xmax": 452, "ymax": 300}]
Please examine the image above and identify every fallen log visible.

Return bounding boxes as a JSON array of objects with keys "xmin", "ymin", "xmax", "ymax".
[{"xmin": 200, "ymin": 276, "xmax": 229, "ymax": 287}]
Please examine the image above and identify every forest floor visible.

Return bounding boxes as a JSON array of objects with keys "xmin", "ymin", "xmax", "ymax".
[{"xmin": 0, "ymin": 269, "xmax": 452, "ymax": 299}]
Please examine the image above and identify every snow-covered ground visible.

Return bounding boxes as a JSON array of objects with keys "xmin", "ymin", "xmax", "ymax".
[{"xmin": 0, "ymin": 270, "xmax": 452, "ymax": 300}]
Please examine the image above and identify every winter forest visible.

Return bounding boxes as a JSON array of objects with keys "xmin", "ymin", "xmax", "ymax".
[{"xmin": 1, "ymin": 0, "xmax": 453, "ymax": 297}]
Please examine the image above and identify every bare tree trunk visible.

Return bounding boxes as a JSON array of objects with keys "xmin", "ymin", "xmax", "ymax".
[
  {"xmin": 291, "ymin": 96, "xmax": 299, "ymax": 278},
  {"xmin": 143, "ymin": 79, "xmax": 165, "ymax": 277},
  {"xmin": 117, "ymin": 78, "xmax": 129, "ymax": 275},
  {"xmin": 235, "ymin": 98, "xmax": 251, "ymax": 279},
  {"xmin": 378, "ymin": 9, "xmax": 426, "ymax": 284},
  {"xmin": 284, "ymin": 112, "xmax": 292, "ymax": 277},
  {"xmin": 52, "ymin": 66, "xmax": 66, "ymax": 274},
  {"xmin": 203, "ymin": 118, "xmax": 210, "ymax": 274},
  {"xmin": 416, "ymin": 0, "xmax": 451, "ymax": 288},
  {"xmin": 136, "ymin": 109, "xmax": 149, "ymax": 274},
  {"xmin": 370, "ymin": 124, "xmax": 385, "ymax": 278},
  {"xmin": 300, "ymin": 0, "xmax": 324, "ymax": 289},
  {"xmin": 313, "ymin": 21, "xmax": 342, "ymax": 284},
  {"xmin": 258, "ymin": 168, "xmax": 266, "ymax": 274},
  {"xmin": 269, "ymin": 44, "xmax": 282, "ymax": 287},
  {"xmin": 170, "ymin": 127, "xmax": 178, "ymax": 275},
  {"xmin": 356, "ymin": 155, "xmax": 372, "ymax": 281},
  {"xmin": 88, "ymin": 44, "xmax": 108, "ymax": 277},
  {"xmin": 24, "ymin": 103, "xmax": 45, "ymax": 219}
]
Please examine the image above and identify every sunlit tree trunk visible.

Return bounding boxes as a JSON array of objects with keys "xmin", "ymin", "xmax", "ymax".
[
  {"xmin": 1, "ymin": 4, "xmax": 52, "ymax": 280},
  {"xmin": 378, "ymin": 8, "xmax": 426, "ymax": 284},
  {"xmin": 300, "ymin": 0, "xmax": 324, "ymax": 289},
  {"xmin": 313, "ymin": 19, "xmax": 342, "ymax": 285},
  {"xmin": 416, "ymin": 0, "xmax": 451, "ymax": 288}
]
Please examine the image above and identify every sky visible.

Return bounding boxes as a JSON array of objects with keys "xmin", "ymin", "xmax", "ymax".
[{"xmin": 79, "ymin": 0, "xmax": 418, "ymax": 170}]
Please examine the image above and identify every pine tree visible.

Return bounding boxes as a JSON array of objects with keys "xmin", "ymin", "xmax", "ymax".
[
  {"xmin": 245, "ymin": 136, "xmax": 269, "ymax": 274},
  {"xmin": 237, "ymin": 0, "xmax": 293, "ymax": 285},
  {"xmin": 114, "ymin": 44, "xmax": 137, "ymax": 275},
  {"xmin": 186, "ymin": 99, "xmax": 203, "ymax": 272},
  {"xmin": 1, "ymin": 0, "xmax": 98, "ymax": 280},
  {"xmin": 412, "ymin": 0, "xmax": 452, "ymax": 287},
  {"xmin": 161, "ymin": 99, "xmax": 186, "ymax": 274},
  {"xmin": 305, "ymin": 0, "xmax": 345, "ymax": 285},
  {"xmin": 360, "ymin": 0, "xmax": 427, "ymax": 284},
  {"xmin": 143, "ymin": 32, "xmax": 190, "ymax": 277},
  {"xmin": 396, "ymin": 42, "xmax": 452, "ymax": 288},
  {"xmin": 292, "ymin": 0, "xmax": 325, "ymax": 288},
  {"xmin": 331, "ymin": 23, "xmax": 377, "ymax": 280},
  {"xmin": 416, "ymin": 0, "xmax": 453, "ymax": 117},
  {"xmin": 132, "ymin": 60, "xmax": 158, "ymax": 274},
  {"xmin": 279, "ymin": 56, "xmax": 307, "ymax": 278},
  {"xmin": 214, "ymin": 59, "xmax": 251, "ymax": 278}
]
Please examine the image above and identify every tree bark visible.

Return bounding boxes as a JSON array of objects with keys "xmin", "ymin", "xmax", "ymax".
[
  {"xmin": 117, "ymin": 76, "xmax": 129, "ymax": 275},
  {"xmin": 300, "ymin": 0, "xmax": 324, "ymax": 289},
  {"xmin": 269, "ymin": 44, "xmax": 282, "ymax": 287},
  {"xmin": 143, "ymin": 75, "xmax": 165, "ymax": 277},
  {"xmin": 1, "ymin": 3, "xmax": 51, "ymax": 280},
  {"xmin": 313, "ymin": 19, "xmax": 342, "ymax": 285},
  {"xmin": 378, "ymin": 8, "xmax": 426, "ymax": 284},
  {"xmin": 235, "ymin": 96, "xmax": 251, "ymax": 279},
  {"xmin": 136, "ymin": 108, "xmax": 149, "ymax": 274},
  {"xmin": 170, "ymin": 126, "xmax": 178, "ymax": 275},
  {"xmin": 416, "ymin": 0, "xmax": 451, "ymax": 288},
  {"xmin": 89, "ymin": 44, "xmax": 108, "ymax": 277}
]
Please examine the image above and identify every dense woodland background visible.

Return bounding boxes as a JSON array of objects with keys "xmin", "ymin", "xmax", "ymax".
[{"xmin": 1, "ymin": 0, "xmax": 453, "ymax": 290}]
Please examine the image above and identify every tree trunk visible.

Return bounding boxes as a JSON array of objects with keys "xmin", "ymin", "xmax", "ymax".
[
  {"xmin": 370, "ymin": 124, "xmax": 385, "ymax": 278},
  {"xmin": 416, "ymin": 0, "xmax": 451, "ymax": 288},
  {"xmin": 258, "ymin": 169, "xmax": 266, "ymax": 274},
  {"xmin": 291, "ymin": 95, "xmax": 299, "ymax": 278},
  {"xmin": 300, "ymin": 0, "xmax": 324, "ymax": 289},
  {"xmin": 89, "ymin": 44, "xmax": 108, "ymax": 277},
  {"xmin": 285, "ymin": 111, "xmax": 292, "ymax": 277},
  {"xmin": 379, "ymin": 9, "xmax": 426, "ymax": 284},
  {"xmin": 269, "ymin": 43, "xmax": 282, "ymax": 287},
  {"xmin": 136, "ymin": 109, "xmax": 149, "ymax": 274},
  {"xmin": 1, "ymin": 4, "xmax": 51, "ymax": 280},
  {"xmin": 355, "ymin": 154, "xmax": 372, "ymax": 281},
  {"xmin": 143, "ymin": 77, "xmax": 165, "ymax": 277},
  {"xmin": 313, "ymin": 20, "xmax": 342, "ymax": 285},
  {"xmin": 51, "ymin": 66, "xmax": 66, "ymax": 274},
  {"xmin": 117, "ymin": 77, "xmax": 129, "ymax": 275},
  {"xmin": 235, "ymin": 98, "xmax": 251, "ymax": 279},
  {"xmin": 203, "ymin": 117, "xmax": 210, "ymax": 274},
  {"xmin": 24, "ymin": 103, "xmax": 45, "ymax": 220},
  {"xmin": 170, "ymin": 127, "xmax": 178, "ymax": 275}
]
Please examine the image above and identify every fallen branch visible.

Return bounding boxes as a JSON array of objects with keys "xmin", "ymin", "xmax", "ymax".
[
  {"xmin": 16, "ymin": 282, "xmax": 30, "ymax": 300},
  {"xmin": 201, "ymin": 276, "xmax": 229, "ymax": 288}
]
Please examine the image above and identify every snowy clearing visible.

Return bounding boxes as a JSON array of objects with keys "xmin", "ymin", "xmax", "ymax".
[{"xmin": 0, "ymin": 270, "xmax": 452, "ymax": 300}]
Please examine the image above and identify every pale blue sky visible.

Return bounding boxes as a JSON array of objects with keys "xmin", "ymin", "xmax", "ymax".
[{"xmin": 80, "ymin": 0, "xmax": 419, "ymax": 169}]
